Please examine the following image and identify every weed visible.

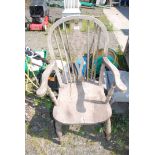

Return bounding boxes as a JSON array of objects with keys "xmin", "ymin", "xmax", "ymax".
[
  {"xmin": 111, "ymin": 114, "xmax": 129, "ymax": 153},
  {"xmin": 34, "ymin": 98, "xmax": 41, "ymax": 106},
  {"xmin": 39, "ymin": 128, "xmax": 49, "ymax": 139},
  {"xmin": 26, "ymin": 91, "xmax": 53, "ymax": 110},
  {"xmin": 111, "ymin": 114, "xmax": 129, "ymax": 135},
  {"xmin": 80, "ymin": 15, "xmax": 113, "ymax": 32},
  {"xmin": 98, "ymin": 15, "xmax": 114, "ymax": 31},
  {"xmin": 81, "ymin": 20, "xmax": 95, "ymax": 32},
  {"xmin": 25, "ymin": 122, "xmax": 30, "ymax": 131},
  {"xmin": 117, "ymin": 139, "xmax": 124, "ymax": 149},
  {"xmin": 95, "ymin": 125, "xmax": 104, "ymax": 134},
  {"xmin": 30, "ymin": 137, "xmax": 46, "ymax": 155}
]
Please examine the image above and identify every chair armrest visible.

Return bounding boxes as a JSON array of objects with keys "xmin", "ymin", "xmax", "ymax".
[
  {"xmin": 103, "ymin": 57, "xmax": 127, "ymax": 92},
  {"xmin": 36, "ymin": 62, "xmax": 55, "ymax": 97}
]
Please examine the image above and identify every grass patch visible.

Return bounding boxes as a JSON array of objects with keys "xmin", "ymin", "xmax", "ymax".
[
  {"xmin": 81, "ymin": 20, "xmax": 95, "ymax": 32},
  {"xmin": 95, "ymin": 125, "xmax": 104, "ymax": 134},
  {"xmin": 26, "ymin": 92, "xmax": 53, "ymax": 110},
  {"xmin": 30, "ymin": 137, "xmax": 47, "ymax": 155},
  {"xmin": 59, "ymin": 23, "xmax": 72, "ymax": 33},
  {"xmin": 94, "ymin": 114, "xmax": 128, "ymax": 136},
  {"xmin": 79, "ymin": 15, "xmax": 113, "ymax": 32},
  {"xmin": 94, "ymin": 114, "xmax": 128, "ymax": 153},
  {"xmin": 111, "ymin": 114, "xmax": 129, "ymax": 135},
  {"xmin": 25, "ymin": 122, "xmax": 30, "ymax": 131},
  {"xmin": 98, "ymin": 15, "xmax": 114, "ymax": 31},
  {"xmin": 39, "ymin": 128, "xmax": 49, "ymax": 139},
  {"xmin": 77, "ymin": 127, "xmax": 86, "ymax": 136},
  {"xmin": 111, "ymin": 114, "xmax": 129, "ymax": 153}
]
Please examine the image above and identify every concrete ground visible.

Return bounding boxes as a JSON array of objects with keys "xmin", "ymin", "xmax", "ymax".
[
  {"xmin": 103, "ymin": 6, "xmax": 129, "ymax": 51},
  {"xmin": 25, "ymin": 7, "xmax": 120, "ymax": 50}
]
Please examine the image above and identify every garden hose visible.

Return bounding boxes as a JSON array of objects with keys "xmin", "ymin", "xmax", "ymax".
[
  {"xmin": 108, "ymin": 48, "xmax": 117, "ymax": 62},
  {"xmin": 108, "ymin": 48, "xmax": 119, "ymax": 66},
  {"xmin": 25, "ymin": 58, "xmax": 30, "ymax": 92}
]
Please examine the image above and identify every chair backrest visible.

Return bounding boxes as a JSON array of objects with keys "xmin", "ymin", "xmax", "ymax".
[
  {"xmin": 47, "ymin": 15, "xmax": 109, "ymax": 85},
  {"xmin": 64, "ymin": 0, "xmax": 80, "ymax": 9}
]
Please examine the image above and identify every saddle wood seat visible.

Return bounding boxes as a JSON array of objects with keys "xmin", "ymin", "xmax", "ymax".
[{"xmin": 53, "ymin": 82, "xmax": 112, "ymax": 124}]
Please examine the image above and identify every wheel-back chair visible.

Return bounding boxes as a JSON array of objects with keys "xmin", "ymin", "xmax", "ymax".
[{"xmin": 36, "ymin": 15, "xmax": 127, "ymax": 143}]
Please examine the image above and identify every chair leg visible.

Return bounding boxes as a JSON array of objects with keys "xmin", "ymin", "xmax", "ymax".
[
  {"xmin": 55, "ymin": 120, "xmax": 63, "ymax": 142},
  {"xmin": 105, "ymin": 118, "xmax": 111, "ymax": 141}
]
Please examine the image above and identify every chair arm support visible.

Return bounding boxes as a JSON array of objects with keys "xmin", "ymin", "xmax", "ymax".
[
  {"xmin": 36, "ymin": 62, "xmax": 55, "ymax": 97},
  {"xmin": 103, "ymin": 57, "xmax": 127, "ymax": 92}
]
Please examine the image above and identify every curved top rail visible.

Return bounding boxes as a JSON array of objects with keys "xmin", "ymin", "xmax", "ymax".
[{"xmin": 47, "ymin": 15, "xmax": 109, "ymax": 59}]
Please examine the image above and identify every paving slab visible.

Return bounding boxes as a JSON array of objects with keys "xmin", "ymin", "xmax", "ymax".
[{"xmin": 103, "ymin": 6, "xmax": 129, "ymax": 51}]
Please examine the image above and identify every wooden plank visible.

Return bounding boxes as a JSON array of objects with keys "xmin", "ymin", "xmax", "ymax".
[{"xmin": 53, "ymin": 82, "xmax": 112, "ymax": 124}]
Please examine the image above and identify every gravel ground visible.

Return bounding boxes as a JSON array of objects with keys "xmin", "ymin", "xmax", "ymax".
[
  {"xmin": 25, "ymin": 97, "xmax": 128, "ymax": 155},
  {"xmin": 25, "ymin": 3, "xmax": 128, "ymax": 155},
  {"xmin": 25, "ymin": 7, "xmax": 119, "ymax": 50}
]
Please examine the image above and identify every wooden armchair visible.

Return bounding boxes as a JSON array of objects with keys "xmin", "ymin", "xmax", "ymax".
[{"xmin": 36, "ymin": 15, "xmax": 127, "ymax": 143}]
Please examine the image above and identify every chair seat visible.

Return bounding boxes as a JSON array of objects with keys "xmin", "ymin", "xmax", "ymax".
[{"xmin": 53, "ymin": 82, "xmax": 112, "ymax": 124}]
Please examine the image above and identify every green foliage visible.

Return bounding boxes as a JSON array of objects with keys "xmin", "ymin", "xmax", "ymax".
[
  {"xmin": 26, "ymin": 92, "xmax": 53, "ymax": 110},
  {"xmin": 39, "ymin": 128, "xmax": 49, "ymax": 139},
  {"xmin": 44, "ymin": 97, "xmax": 52, "ymax": 110},
  {"xmin": 79, "ymin": 130, "xmax": 85, "ymax": 136},
  {"xmin": 33, "ymin": 98, "xmax": 41, "ymax": 106},
  {"xmin": 98, "ymin": 15, "xmax": 114, "ymax": 31},
  {"xmin": 111, "ymin": 114, "xmax": 129, "ymax": 152},
  {"xmin": 115, "ymin": 45, "xmax": 123, "ymax": 54},
  {"xmin": 60, "ymin": 23, "xmax": 72, "ymax": 33},
  {"xmin": 77, "ymin": 127, "xmax": 86, "ymax": 136},
  {"xmin": 81, "ymin": 20, "xmax": 95, "ymax": 32},
  {"xmin": 95, "ymin": 126, "xmax": 104, "ymax": 133},
  {"xmin": 114, "ymin": 47, "xmax": 129, "ymax": 71},
  {"xmin": 25, "ymin": 122, "xmax": 30, "ymax": 131},
  {"xmin": 111, "ymin": 114, "xmax": 129, "ymax": 135},
  {"xmin": 94, "ymin": 113, "xmax": 128, "ymax": 153}
]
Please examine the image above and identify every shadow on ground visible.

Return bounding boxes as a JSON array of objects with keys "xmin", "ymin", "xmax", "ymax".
[
  {"xmin": 26, "ymin": 100, "xmax": 129, "ymax": 155},
  {"xmin": 121, "ymin": 29, "xmax": 129, "ymax": 36},
  {"xmin": 116, "ymin": 6, "xmax": 129, "ymax": 20}
]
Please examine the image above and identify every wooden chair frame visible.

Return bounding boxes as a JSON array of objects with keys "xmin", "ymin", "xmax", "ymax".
[{"xmin": 36, "ymin": 15, "xmax": 127, "ymax": 143}]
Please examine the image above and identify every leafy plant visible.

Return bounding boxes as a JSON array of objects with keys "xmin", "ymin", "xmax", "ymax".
[{"xmin": 26, "ymin": 91, "xmax": 53, "ymax": 110}]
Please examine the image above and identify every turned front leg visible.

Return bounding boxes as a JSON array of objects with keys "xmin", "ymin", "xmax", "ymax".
[
  {"xmin": 105, "ymin": 118, "xmax": 111, "ymax": 141},
  {"xmin": 55, "ymin": 120, "xmax": 62, "ymax": 141}
]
